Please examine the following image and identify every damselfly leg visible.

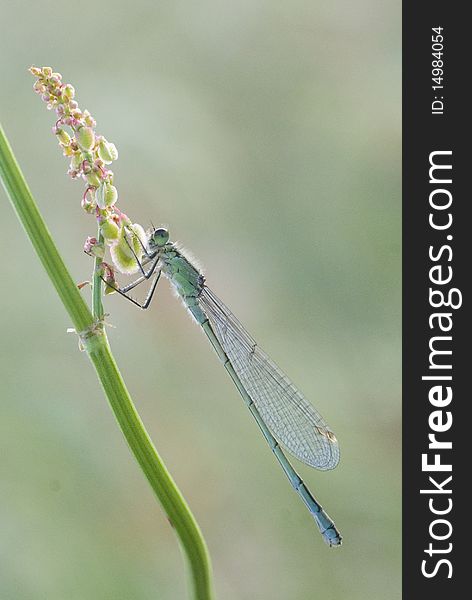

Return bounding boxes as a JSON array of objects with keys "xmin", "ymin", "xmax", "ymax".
[
  {"xmin": 101, "ymin": 248, "xmax": 162, "ymax": 309},
  {"xmin": 122, "ymin": 227, "xmax": 155, "ymax": 278}
]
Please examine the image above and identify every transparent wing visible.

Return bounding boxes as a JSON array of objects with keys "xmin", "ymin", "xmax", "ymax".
[{"xmin": 198, "ymin": 287, "xmax": 340, "ymax": 470}]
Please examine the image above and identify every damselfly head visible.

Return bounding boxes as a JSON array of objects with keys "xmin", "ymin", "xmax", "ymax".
[{"xmin": 150, "ymin": 227, "xmax": 170, "ymax": 248}]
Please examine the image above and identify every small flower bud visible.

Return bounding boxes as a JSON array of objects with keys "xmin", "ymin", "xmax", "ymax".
[
  {"xmin": 29, "ymin": 66, "xmax": 42, "ymax": 76},
  {"xmin": 33, "ymin": 80, "xmax": 45, "ymax": 93},
  {"xmin": 83, "ymin": 236, "xmax": 105, "ymax": 258},
  {"xmin": 63, "ymin": 84, "xmax": 75, "ymax": 100},
  {"xmin": 98, "ymin": 139, "xmax": 119, "ymax": 163},
  {"xmin": 120, "ymin": 213, "xmax": 132, "ymax": 226},
  {"xmin": 100, "ymin": 218, "xmax": 120, "ymax": 242},
  {"xmin": 42, "ymin": 66, "xmax": 53, "ymax": 78},
  {"xmin": 110, "ymin": 242, "xmax": 139, "ymax": 274},
  {"xmin": 81, "ymin": 192, "xmax": 95, "ymax": 212},
  {"xmin": 55, "ymin": 129, "xmax": 71, "ymax": 145},
  {"xmin": 76, "ymin": 126, "xmax": 95, "ymax": 151},
  {"xmin": 109, "ymin": 224, "xmax": 146, "ymax": 274},
  {"xmin": 96, "ymin": 182, "xmax": 118, "ymax": 209},
  {"xmin": 82, "ymin": 110, "xmax": 96, "ymax": 128},
  {"xmin": 83, "ymin": 236, "xmax": 97, "ymax": 253},
  {"xmin": 70, "ymin": 152, "xmax": 83, "ymax": 170},
  {"xmin": 80, "ymin": 197, "xmax": 96, "ymax": 214},
  {"xmin": 84, "ymin": 114, "xmax": 96, "ymax": 128},
  {"xmin": 84, "ymin": 169, "xmax": 102, "ymax": 187},
  {"xmin": 99, "ymin": 262, "xmax": 117, "ymax": 295}
]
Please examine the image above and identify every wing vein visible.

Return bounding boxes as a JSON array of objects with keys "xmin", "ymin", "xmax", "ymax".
[{"xmin": 198, "ymin": 286, "xmax": 340, "ymax": 470}]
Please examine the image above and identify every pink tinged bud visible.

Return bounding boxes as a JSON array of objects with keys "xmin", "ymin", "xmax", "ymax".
[
  {"xmin": 100, "ymin": 219, "xmax": 120, "ymax": 242},
  {"xmin": 55, "ymin": 104, "xmax": 65, "ymax": 116},
  {"xmin": 96, "ymin": 182, "xmax": 118, "ymax": 209},
  {"xmin": 29, "ymin": 66, "xmax": 42, "ymax": 76},
  {"xmin": 98, "ymin": 139, "xmax": 118, "ymax": 163},
  {"xmin": 81, "ymin": 160, "xmax": 92, "ymax": 173},
  {"xmin": 83, "ymin": 236, "xmax": 97, "ymax": 253},
  {"xmin": 33, "ymin": 80, "xmax": 45, "ymax": 93},
  {"xmin": 114, "ymin": 209, "xmax": 132, "ymax": 227},
  {"xmin": 99, "ymin": 262, "xmax": 117, "ymax": 295},
  {"xmin": 102, "ymin": 262, "xmax": 115, "ymax": 279},
  {"xmin": 63, "ymin": 84, "xmax": 75, "ymax": 100},
  {"xmin": 42, "ymin": 66, "xmax": 53, "ymax": 78},
  {"xmin": 83, "ymin": 236, "xmax": 105, "ymax": 259},
  {"xmin": 42, "ymin": 93, "xmax": 51, "ymax": 102},
  {"xmin": 76, "ymin": 126, "xmax": 95, "ymax": 151}
]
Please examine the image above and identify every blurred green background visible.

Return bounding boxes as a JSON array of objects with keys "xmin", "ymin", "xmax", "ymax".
[{"xmin": 0, "ymin": 1, "xmax": 400, "ymax": 599}]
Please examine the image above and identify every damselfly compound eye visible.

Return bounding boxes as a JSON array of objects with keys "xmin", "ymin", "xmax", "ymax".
[{"xmin": 152, "ymin": 228, "xmax": 169, "ymax": 247}]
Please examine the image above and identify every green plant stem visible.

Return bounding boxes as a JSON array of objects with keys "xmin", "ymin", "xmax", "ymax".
[
  {"xmin": 0, "ymin": 122, "xmax": 213, "ymax": 600},
  {"xmin": 92, "ymin": 229, "xmax": 105, "ymax": 320},
  {"xmin": 84, "ymin": 331, "xmax": 213, "ymax": 600}
]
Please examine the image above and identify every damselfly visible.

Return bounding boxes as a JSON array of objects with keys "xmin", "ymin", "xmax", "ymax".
[{"xmin": 106, "ymin": 227, "xmax": 342, "ymax": 546}]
